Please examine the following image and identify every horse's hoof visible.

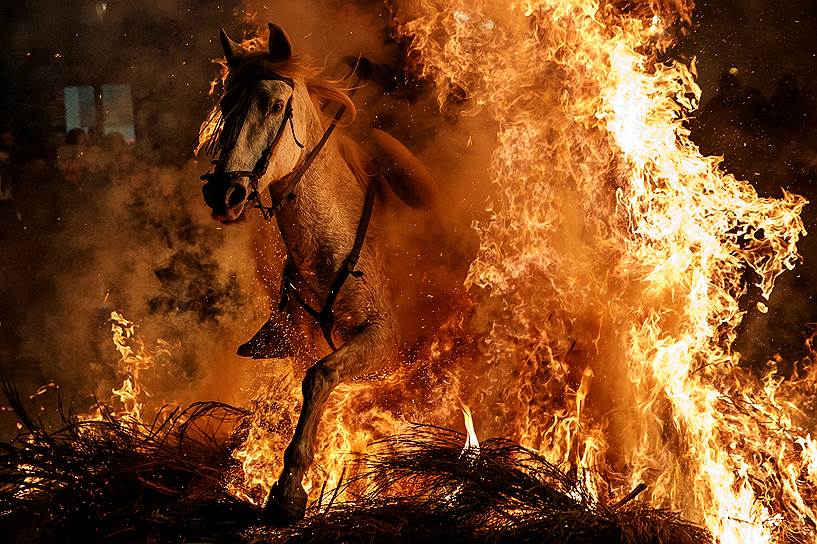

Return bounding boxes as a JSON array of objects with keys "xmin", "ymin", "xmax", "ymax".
[
  {"xmin": 236, "ymin": 339, "xmax": 274, "ymax": 359},
  {"xmin": 262, "ymin": 483, "xmax": 307, "ymax": 526},
  {"xmin": 237, "ymin": 318, "xmax": 290, "ymax": 359}
]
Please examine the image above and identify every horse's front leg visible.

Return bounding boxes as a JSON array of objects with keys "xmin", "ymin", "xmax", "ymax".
[
  {"xmin": 236, "ymin": 309, "xmax": 295, "ymax": 359},
  {"xmin": 236, "ymin": 296, "xmax": 322, "ymax": 360},
  {"xmin": 263, "ymin": 317, "xmax": 397, "ymax": 523}
]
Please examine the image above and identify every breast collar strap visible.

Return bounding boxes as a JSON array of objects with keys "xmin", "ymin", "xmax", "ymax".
[
  {"xmin": 253, "ymin": 100, "xmax": 348, "ymax": 220},
  {"xmin": 278, "ymin": 180, "xmax": 377, "ymax": 352}
]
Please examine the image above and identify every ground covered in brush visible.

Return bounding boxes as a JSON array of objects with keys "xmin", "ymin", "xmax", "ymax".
[{"xmin": 0, "ymin": 380, "xmax": 708, "ymax": 544}]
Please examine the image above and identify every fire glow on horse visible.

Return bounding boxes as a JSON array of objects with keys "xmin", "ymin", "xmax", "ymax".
[{"xmin": 199, "ymin": 23, "xmax": 441, "ymax": 521}]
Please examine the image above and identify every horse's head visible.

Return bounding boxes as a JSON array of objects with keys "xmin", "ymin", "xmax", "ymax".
[{"xmin": 202, "ymin": 24, "xmax": 315, "ymax": 223}]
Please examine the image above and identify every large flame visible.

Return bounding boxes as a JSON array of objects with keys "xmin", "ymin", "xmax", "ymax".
[
  {"xmin": 392, "ymin": 0, "xmax": 814, "ymax": 542},
  {"xmin": 194, "ymin": 1, "xmax": 817, "ymax": 541}
]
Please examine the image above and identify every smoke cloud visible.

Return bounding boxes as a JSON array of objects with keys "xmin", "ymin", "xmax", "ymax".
[{"xmin": 0, "ymin": 0, "xmax": 494, "ymax": 443}]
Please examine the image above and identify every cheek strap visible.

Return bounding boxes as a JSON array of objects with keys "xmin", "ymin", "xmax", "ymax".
[{"xmin": 200, "ymin": 94, "xmax": 299, "ymax": 206}]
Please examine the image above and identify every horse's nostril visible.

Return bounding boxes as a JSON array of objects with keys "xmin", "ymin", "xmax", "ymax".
[
  {"xmin": 225, "ymin": 184, "xmax": 247, "ymax": 208},
  {"xmin": 202, "ymin": 183, "xmax": 217, "ymax": 208}
]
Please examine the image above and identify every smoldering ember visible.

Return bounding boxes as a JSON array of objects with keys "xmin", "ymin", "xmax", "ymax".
[{"xmin": 1, "ymin": 1, "xmax": 816, "ymax": 543}]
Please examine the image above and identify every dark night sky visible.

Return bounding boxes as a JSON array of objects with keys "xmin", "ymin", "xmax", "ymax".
[
  {"xmin": 0, "ymin": 1, "xmax": 814, "ymax": 144},
  {"xmin": 681, "ymin": 0, "xmax": 817, "ymax": 98}
]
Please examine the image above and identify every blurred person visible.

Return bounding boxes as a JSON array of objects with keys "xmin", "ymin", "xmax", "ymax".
[
  {"xmin": 102, "ymin": 131, "xmax": 135, "ymax": 176},
  {"xmin": 65, "ymin": 127, "xmax": 88, "ymax": 146},
  {"xmin": 0, "ymin": 126, "xmax": 17, "ymax": 200},
  {"xmin": 0, "ymin": 126, "xmax": 20, "ymax": 237},
  {"xmin": 56, "ymin": 128, "xmax": 95, "ymax": 191}
]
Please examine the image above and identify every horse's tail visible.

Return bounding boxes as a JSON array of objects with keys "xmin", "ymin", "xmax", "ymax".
[{"xmin": 370, "ymin": 129, "xmax": 437, "ymax": 211}]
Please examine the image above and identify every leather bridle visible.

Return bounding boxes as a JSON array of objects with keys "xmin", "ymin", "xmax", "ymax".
[
  {"xmin": 201, "ymin": 76, "xmax": 300, "ymax": 215},
  {"xmin": 200, "ymin": 75, "xmax": 375, "ymax": 352},
  {"xmin": 200, "ymin": 77, "xmax": 347, "ymax": 221}
]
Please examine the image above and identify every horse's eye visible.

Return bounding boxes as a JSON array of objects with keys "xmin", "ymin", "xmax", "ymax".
[{"xmin": 271, "ymin": 100, "xmax": 285, "ymax": 113}]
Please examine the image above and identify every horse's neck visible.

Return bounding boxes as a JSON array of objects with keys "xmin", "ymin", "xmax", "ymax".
[{"xmin": 275, "ymin": 140, "xmax": 363, "ymax": 280}]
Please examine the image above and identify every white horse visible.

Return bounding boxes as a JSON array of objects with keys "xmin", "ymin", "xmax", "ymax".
[{"xmin": 200, "ymin": 24, "xmax": 437, "ymax": 523}]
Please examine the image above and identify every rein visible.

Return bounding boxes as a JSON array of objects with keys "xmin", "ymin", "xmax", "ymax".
[
  {"xmin": 279, "ymin": 181, "xmax": 377, "ymax": 351},
  {"xmin": 253, "ymin": 101, "xmax": 347, "ymax": 220}
]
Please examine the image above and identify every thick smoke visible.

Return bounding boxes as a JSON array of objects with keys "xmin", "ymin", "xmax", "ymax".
[{"xmin": 0, "ymin": 0, "xmax": 271, "ymax": 436}]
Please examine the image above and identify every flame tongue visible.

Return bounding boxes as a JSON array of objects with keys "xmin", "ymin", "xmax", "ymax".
[
  {"xmin": 395, "ymin": 0, "xmax": 812, "ymax": 542},
  {"xmin": 461, "ymin": 403, "xmax": 480, "ymax": 452},
  {"xmin": 80, "ymin": 311, "xmax": 157, "ymax": 424}
]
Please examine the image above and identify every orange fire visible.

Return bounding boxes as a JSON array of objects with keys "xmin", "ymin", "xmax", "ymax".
[
  {"xmin": 188, "ymin": 1, "xmax": 817, "ymax": 541},
  {"xmin": 82, "ymin": 311, "xmax": 166, "ymax": 424},
  {"xmin": 388, "ymin": 0, "xmax": 814, "ymax": 542}
]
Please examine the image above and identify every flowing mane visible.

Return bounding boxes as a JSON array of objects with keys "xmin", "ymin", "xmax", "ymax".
[
  {"xmin": 227, "ymin": 55, "xmax": 357, "ymax": 119},
  {"xmin": 200, "ymin": 53, "xmax": 370, "ymax": 189}
]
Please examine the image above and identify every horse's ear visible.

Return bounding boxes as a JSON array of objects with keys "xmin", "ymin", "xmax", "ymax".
[
  {"xmin": 268, "ymin": 23, "xmax": 292, "ymax": 62},
  {"xmin": 220, "ymin": 28, "xmax": 241, "ymax": 65}
]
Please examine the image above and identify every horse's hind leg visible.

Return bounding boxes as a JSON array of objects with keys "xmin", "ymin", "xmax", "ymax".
[{"xmin": 262, "ymin": 319, "xmax": 397, "ymax": 523}]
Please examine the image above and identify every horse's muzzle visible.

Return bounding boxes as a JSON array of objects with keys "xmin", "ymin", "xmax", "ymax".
[{"xmin": 202, "ymin": 178, "xmax": 250, "ymax": 223}]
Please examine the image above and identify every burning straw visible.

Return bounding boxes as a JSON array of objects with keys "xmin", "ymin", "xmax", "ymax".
[
  {"xmin": 1, "ymin": 376, "xmax": 707, "ymax": 544},
  {"xmin": 0, "ymin": 375, "xmax": 255, "ymax": 543},
  {"xmin": 265, "ymin": 427, "xmax": 710, "ymax": 544}
]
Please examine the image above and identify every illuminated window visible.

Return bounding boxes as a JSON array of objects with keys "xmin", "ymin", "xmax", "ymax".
[
  {"xmin": 63, "ymin": 85, "xmax": 96, "ymax": 133},
  {"xmin": 63, "ymin": 84, "xmax": 136, "ymax": 142}
]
